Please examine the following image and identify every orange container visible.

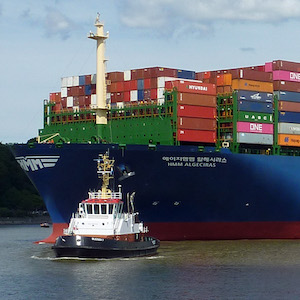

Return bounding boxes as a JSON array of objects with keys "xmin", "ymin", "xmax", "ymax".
[
  {"xmin": 279, "ymin": 101, "xmax": 300, "ymax": 113},
  {"xmin": 278, "ymin": 134, "xmax": 300, "ymax": 146},
  {"xmin": 231, "ymin": 79, "xmax": 273, "ymax": 93},
  {"xmin": 216, "ymin": 74, "xmax": 232, "ymax": 86}
]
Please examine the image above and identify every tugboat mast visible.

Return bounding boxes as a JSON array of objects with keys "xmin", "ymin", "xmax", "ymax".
[
  {"xmin": 88, "ymin": 13, "xmax": 109, "ymax": 125},
  {"xmin": 97, "ymin": 153, "xmax": 115, "ymax": 198}
]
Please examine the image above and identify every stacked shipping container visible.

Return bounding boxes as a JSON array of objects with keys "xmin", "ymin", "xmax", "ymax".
[
  {"xmin": 265, "ymin": 60, "xmax": 300, "ymax": 147},
  {"xmin": 165, "ymin": 80, "xmax": 217, "ymax": 143}
]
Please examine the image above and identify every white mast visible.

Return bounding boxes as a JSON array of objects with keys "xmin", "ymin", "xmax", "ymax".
[{"xmin": 88, "ymin": 13, "xmax": 109, "ymax": 125}]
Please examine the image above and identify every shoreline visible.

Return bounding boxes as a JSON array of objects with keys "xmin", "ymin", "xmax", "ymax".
[{"xmin": 0, "ymin": 216, "xmax": 52, "ymax": 225}]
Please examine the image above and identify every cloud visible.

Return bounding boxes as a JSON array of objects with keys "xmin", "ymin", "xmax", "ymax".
[
  {"xmin": 44, "ymin": 7, "xmax": 74, "ymax": 40},
  {"xmin": 117, "ymin": 0, "xmax": 300, "ymax": 36}
]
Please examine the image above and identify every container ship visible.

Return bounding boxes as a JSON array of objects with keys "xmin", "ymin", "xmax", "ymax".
[{"xmin": 11, "ymin": 16, "xmax": 300, "ymax": 243}]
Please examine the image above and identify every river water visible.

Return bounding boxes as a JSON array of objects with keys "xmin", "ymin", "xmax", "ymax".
[{"xmin": 1, "ymin": 225, "xmax": 300, "ymax": 300}]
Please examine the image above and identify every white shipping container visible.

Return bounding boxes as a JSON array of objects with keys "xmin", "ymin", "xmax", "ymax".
[
  {"xmin": 67, "ymin": 96, "xmax": 74, "ymax": 108},
  {"xmin": 157, "ymin": 77, "xmax": 177, "ymax": 88},
  {"xmin": 130, "ymin": 90, "xmax": 138, "ymax": 101},
  {"xmin": 67, "ymin": 76, "xmax": 73, "ymax": 87},
  {"xmin": 278, "ymin": 122, "xmax": 300, "ymax": 135},
  {"xmin": 124, "ymin": 70, "xmax": 131, "ymax": 81},
  {"xmin": 91, "ymin": 94, "xmax": 97, "ymax": 105},
  {"xmin": 61, "ymin": 87, "xmax": 68, "ymax": 97},
  {"xmin": 61, "ymin": 77, "xmax": 68, "ymax": 87},
  {"xmin": 158, "ymin": 98, "xmax": 165, "ymax": 105},
  {"xmin": 158, "ymin": 87, "xmax": 165, "ymax": 99},
  {"xmin": 117, "ymin": 102, "xmax": 124, "ymax": 108},
  {"xmin": 72, "ymin": 76, "xmax": 79, "ymax": 86}
]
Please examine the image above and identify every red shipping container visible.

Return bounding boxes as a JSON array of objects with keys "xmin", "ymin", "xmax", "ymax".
[
  {"xmin": 130, "ymin": 80, "xmax": 138, "ymax": 90},
  {"xmin": 178, "ymin": 117, "xmax": 216, "ymax": 131},
  {"xmin": 107, "ymin": 71, "xmax": 124, "ymax": 82},
  {"xmin": 177, "ymin": 129, "xmax": 216, "ymax": 143},
  {"xmin": 91, "ymin": 84, "xmax": 96, "ymax": 94},
  {"xmin": 61, "ymin": 97, "xmax": 67, "ymax": 108},
  {"xmin": 78, "ymin": 86, "xmax": 85, "ymax": 96},
  {"xmin": 116, "ymin": 81, "xmax": 124, "ymax": 92},
  {"xmin": 124, "ymin": 91, "xmax": 130, "ymax": 102},
  {"xmin": 177, "ymin": 92, "xmax": 216, "ymax": 107},
  {"xmin": 73, "ymin": 96, "xmax": 79, "ymax": 106},
  {"xmin": 55, "ymin": 92, "xmax": 61, "ymax": 102},
  {"xmin": 150, "ymin": 78, "xmax": 157, "ymax": 89},
  {"xmin": 67, "ymin": 87, "xmax": 72, "ymax": 97},
  {"xmin": 144, "ymin": 89, "xmax": 151, "ymax": 101},
  {"xmin": 272, "ymin": 60, "xmax": 300, "ymax": 72},
  {"xmin": 78, "ymin": 96, "xmax": 85, "ymax": 106},
  {"xmin": 85, "ymin": 75, "xmax": 92, "ymax": 85},
  {"xmin": 115, "ymin": 92, "xmax": 124, "ymax": 102},
  {"xmin": 143, "ymin": 67, "xmax": 178, "ymax": 78},
  {"xmin": 230, "ymin": 69, "xmax": 272, "ymax": 82},
  {"xmin": 110, "ymin": 82, "xmax": 118, "ymax": 93},
  {"xmin": 144, "ymin": 78, "xmax": 151, "ymax": 89},
  {"xmin": 131, "ymin": 69, "xmax": 144, "ymax": 80},
  {"xmin": 195, "ymin": 72, "xmax": 205, "ymax": 81},
  {"xmin": 50, "ymin": 93, "xmax": 56, "ymax": 102},
  {"xmin": 71, "ymin": 86, "xmax": 80, "ymax": 96},
  {"xmin": 165, "ymin": 80, "xmax": 216, "ymax": 95},
  {"xmin": 177, "ymin": 105, "xmax": 216, "ymax": 119},
  {"xmin": 84, "ymin": 95, "xmax": 91, "ymax": 106},
  {"xmin": 150, "ymin": 88, "xmax": 157, "ymax": 99},
  {"xmin": 111, "ymin": 93, "xmax": 117, "ymax": 103},
  {"xmin": 124, "ymin": 81, "xmax": 131, "ymax": 92},
  {"xmin": 273, "ymin": 81, "xmax": 300, "ymax": 93}
]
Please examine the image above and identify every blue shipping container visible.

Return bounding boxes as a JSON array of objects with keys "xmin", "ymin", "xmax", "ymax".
[
  {"xmin": 177, "ymin": 69, "xmax": 196, "ymax": 80},
  {"xmin": 79, "ymin": 75, "xmax": 85, "ymax": 86},
  {"xmin": 238, "ymin": 100, "xmax": 273, "ymax": 113},
  {"xmin": 137, "ymin": 79, "xmax": 144, "ymax": 90},
  {"xmin": 237, "ymin": 90, "xmax": 273, "ymax": 103},
  {"xmin": 138, "ymin": 89, "xmax": 144, "ymax": 101},
  {"xmin": 278, "ymin": 111, "xmax": 300, "ymax": 123},
  {"xmin": 85, "ymin": 85, "xmax": 91, "ymax": 95},
  {"xmin": 274, "ymin": 91, "xmax": 300, "ymax": 103}
]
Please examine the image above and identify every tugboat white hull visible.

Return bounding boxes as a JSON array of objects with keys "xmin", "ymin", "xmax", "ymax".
[{"xmin": 52, "ymin": 235, "xmax": 160, "ymax": 259}]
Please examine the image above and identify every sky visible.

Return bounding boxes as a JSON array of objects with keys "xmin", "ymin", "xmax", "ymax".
[{"xmin": 2, "ymin": 0, "xmax": 300, "ymax": 143}]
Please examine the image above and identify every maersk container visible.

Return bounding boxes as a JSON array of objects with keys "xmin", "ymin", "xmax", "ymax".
[
  {"xmin": 177, "ymin": 69, "xmax": 196, "ymax": 80},
  {"xmin": 238, "ymin": 100, "xmax": 273, "ymax": 113},
  {"xmin": 278, "ymin": 122, "xmax": 300, "ymax": 135},
  {"xmin": 278, "ymin": 111, "xmax": 300, "ymax": 123},
  {"xmin": 237, "ymin": 90, "xmax": 273, "ymax": 103},
  {"xmin": 237, "ymin": 132, "xmax": 273, "ymax": 145},
  {"xmin": 274, "ymin": 91, "xmax": 300, "ymax": 103},
  {"xmin": 237, "ymin": 111, "xmax": 273, "ymax": 123}
]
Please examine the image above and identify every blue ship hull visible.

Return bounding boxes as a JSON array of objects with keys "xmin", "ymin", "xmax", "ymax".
[{"xmin": 11, "ymin": 143, "xmax": 300, "ymax": 242}]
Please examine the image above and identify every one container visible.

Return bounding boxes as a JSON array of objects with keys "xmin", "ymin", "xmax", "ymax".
[
  {"xmin": 278, "ymin": 111, "xmax": 300, "ymax": 123},
  {"xmin": 177, "ymin": 117, "xmax": 216, "ymax": 131},
  {"xmin": 236, "ymin": 122, "xmax": 273, "ymax": 134},
  {"xmin": 278, "ymin": 101, "xmax": 300, "ymax": 112},
  {"xmin": 237, "ymin": 132, "xmax": 273, "ymax": 145},
  {"xmin": 231, "ymin": 79, "xmax": 273, "ymax": 93},
  {"xmin": 274, "ymin": 91, "xmax": 300, "ymax": 103},
  {"xmin": 177, "ymin": 92, "xmax": 216, "ymax": 107},
  {"xmin": 237, "ymin": 90, "xmax": 273, "ymax": 103},
  {"xmin": 177, "ymin": 105, "xmax": 216, "ymax": 119},
  {"xmin": 273, "ymin": 70, "xmax": 300, "ymax": 83},
  {"xmin": 237, "ymin": 111, "xmax": 273, "ymax": 123},
  {"xmin": 278, "ymin": 122, "xmax": 300, "ymax": 135},
  {"xmin": 278, "ymin": 134, "xmax": 300, "ymax": 146},
  {"xmin": 238, "ymin": 100, "xmax": 273, "ymax": 113},
  {"xmin": 177, "ymin": 129, "xmax": 216, "ymax": 143}
]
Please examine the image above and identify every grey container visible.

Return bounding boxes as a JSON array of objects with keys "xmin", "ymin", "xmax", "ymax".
[
  {"xmin": 278, "ymin": 122, "xmax": 300, "ymax": 135},
  {"xmin": 237, "ymin": 132, "xmax": 273, "ymax": 145}
]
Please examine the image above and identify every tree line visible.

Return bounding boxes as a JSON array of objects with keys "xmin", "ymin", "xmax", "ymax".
[{"xmin": 0, "ymin": 143, "xmax": 45, "ymax": 217}]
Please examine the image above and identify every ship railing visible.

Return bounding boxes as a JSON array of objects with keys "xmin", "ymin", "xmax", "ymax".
[{"xmin": 88, "ymin": 191, "xmax": 122, "ymax": 199}]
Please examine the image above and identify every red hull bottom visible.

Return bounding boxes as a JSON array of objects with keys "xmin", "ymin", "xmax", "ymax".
[{"xmin": 37, "ymin": 221, "xmax": 300, "ymax": 244}]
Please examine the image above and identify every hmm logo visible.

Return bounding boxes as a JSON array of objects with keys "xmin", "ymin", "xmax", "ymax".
[
  {"xmin": 284, "ymin": 137, "xmax": 289, "ymax": 143},
  {"xmin": 16, "ymin": 156, "xmax": 60, "ymax": 172}
]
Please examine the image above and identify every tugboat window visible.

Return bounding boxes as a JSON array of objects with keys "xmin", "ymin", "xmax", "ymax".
[
  {"xmin": 108, "ymin": 204, "xmax": 113, "ymax": 214},
  {"xmin": 101, "ymin": 204, "xmax": 107, "ymax": 214},
  {"xmin": 87, "ymin": 204, "xmax": 93, "ymax": 214},
  {"xmin": 94, "ymin": 204, "xmax": 100, "ymax": 214}
]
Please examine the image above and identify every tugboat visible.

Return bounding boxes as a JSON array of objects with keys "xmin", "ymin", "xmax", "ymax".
[{"xmin": 52, "ymin": 152, "xmax": 160, "ymax": 259}]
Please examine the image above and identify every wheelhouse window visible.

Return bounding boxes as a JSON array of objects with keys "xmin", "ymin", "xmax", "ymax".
[
  {"xmin": 108, "ymin": 204, "xmax": 114, "ymax": 214},
  {"xmin": 101, "ymin": 204, "xmax": 107, "ymax": 214},
  {"xmin": 94, "ymin": 204, "xmax": 100, "ymax": 214},
  {"xmin": 86, "ymin": 204, "xmax": 93, "ymax": 214}
]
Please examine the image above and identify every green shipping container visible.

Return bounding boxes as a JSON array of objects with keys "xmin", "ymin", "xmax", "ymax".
[{"xmin": 237, "ymin": 111, "xmax": 273, "ymax": 124}]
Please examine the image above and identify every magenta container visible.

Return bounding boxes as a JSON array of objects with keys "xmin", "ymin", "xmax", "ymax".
[
  {"xmin": 273, "ymin": 70, "xmax": 300, "ymax": 83},
  {"xmin": 237, "ymin": 122, "xmax": 274, "ymax": 134}
]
